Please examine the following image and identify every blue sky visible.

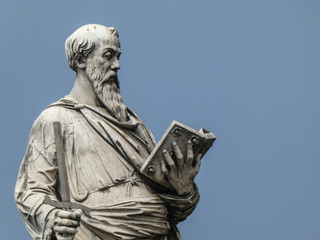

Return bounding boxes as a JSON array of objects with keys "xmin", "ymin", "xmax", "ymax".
[{"xmin": 1, "ymin": 0, "xmax": 319, "ymax": 239}]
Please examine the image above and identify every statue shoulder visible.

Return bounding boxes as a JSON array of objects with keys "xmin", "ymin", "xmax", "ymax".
[
  {"xmin": 39, "ymin": 105, "xmax": 75, "ymax": 124},
  {"xmin": 30, "ymin": 100, "xmax": 78, "ymax": 136}
]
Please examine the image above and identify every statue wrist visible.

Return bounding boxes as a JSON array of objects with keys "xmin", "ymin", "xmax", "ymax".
[
  {"xmin": 176, "ymin": 183, "xmax": 195, "ymax": 196},
  {"xmin": 42, "ymin": 209, "xmax": 58, "ymax": 240}
]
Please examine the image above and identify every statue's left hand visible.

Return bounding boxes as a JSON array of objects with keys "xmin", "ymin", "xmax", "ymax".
[{"xmin": 161, "ymin": 141, "xmax": 202, "ymax": 195}]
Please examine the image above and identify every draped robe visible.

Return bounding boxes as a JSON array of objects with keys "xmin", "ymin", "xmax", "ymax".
[{"xmin": 15, "ymin": 96, "xmax": 199, "ymax": 240}]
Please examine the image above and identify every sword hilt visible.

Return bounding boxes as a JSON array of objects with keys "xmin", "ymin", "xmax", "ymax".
[{"xmin": 43, "ymin": 195, "xmax": 92, "ymax": 216}]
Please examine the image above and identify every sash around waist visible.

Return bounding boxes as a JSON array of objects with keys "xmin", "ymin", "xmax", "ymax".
[{"xmin": 80, "ymin": 195, "xmax": 170, "ymax": 240}]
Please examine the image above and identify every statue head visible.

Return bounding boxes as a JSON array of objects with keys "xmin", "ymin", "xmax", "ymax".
[
  {"xmin": 65, "ymin": 24, "xmax": 120, "ymax": 72},
  {"xmin": 65, "ymin": 24, "xmax": 127, "ymax": 122}
]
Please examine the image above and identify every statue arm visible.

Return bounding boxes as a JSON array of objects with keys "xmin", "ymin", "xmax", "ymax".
[
  {"xmin": 15, "ymin": 114, "xmax": 60, "ymax": 239},
  {"xmin": 158, "ymin": 184, "xmax": 200, "ymax": 224},
  {"xmin": 140, "ymin": 123, "xmax": 201, "ymax": 223}
]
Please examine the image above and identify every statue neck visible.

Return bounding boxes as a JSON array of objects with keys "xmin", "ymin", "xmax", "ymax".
[{"xmin": 69, "ymin": 71, "xmax": 101, "ymax": 107}]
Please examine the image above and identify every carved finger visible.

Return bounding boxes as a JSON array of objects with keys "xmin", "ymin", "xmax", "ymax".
[
  {"xmin": 186, "ymin": 140, "xmax": 194, "ymax": 165},
  {"xmin": 163, "ymin": 149, "xmax": 176, "ymax": 171},
  {"xmin": 193, "ymin": 154, "xmax": 202, "ymax": 175},
  {"xmin": 56, "ymin": 211, "xmax": 79, "ymax": 220},
  {"xmin": 73, "ymin": 209, "xmax": 83, "ymax": 219},
  {"xmin": 54, "ymin": 218, "xmax": 80, "ymax": 227},
  {"xmin": 172, "ymin": 141, "xmax": 183, "ymax": 167},
  {"xmin": 53, "ymin": 225, "xmax": 78, "ymax": 234},
  {"xmin": 161, "ymin": 160, "xmax": 168, "ymax": 175}
]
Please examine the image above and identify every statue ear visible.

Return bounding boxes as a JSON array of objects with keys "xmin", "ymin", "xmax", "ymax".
[{"xmin": 75, "ymin": 55, "xmax": 86, "ymax": 69}]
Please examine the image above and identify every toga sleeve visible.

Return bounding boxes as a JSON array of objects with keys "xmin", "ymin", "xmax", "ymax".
[
  {"xmin": 158, "ymin": 184, "xmax": 200, "ymax": 224},
  {"xmin": 14, "ymin": 113, "xmax": 60, "ymax": 240}
]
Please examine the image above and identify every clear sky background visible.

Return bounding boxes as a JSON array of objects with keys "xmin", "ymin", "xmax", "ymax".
[{"xmin": 0, "ymin": 0, "xmax": 319, "ymax": 239}]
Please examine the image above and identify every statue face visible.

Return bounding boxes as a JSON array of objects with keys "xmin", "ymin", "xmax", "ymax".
[
  {"xmin": 85, "ymin": 33, "xmax": 127, "ymax": 122},
  {"xmin": 85, "ymin": 34, "xmax": 122, "ymax": 86}
]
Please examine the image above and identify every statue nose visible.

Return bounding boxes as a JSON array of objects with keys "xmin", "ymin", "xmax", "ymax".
[{"xmin": 111, "ymin": 59, "xmax": 120, "ymax": 70}]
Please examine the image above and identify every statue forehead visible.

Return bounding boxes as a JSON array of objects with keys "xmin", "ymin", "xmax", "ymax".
[{"xmin": 73, "ymin": 24, "xmax": 120, "ymax": 47}]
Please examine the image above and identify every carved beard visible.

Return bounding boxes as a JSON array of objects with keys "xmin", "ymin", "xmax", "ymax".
[{"xmin": 86, "ymin": 61, "xmax": 128, "ymax": 122}]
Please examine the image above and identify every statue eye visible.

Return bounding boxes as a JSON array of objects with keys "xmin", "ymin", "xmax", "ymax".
[{"xmin": 103, "ymin": 51, "xmax": 113, "ymax": 60}]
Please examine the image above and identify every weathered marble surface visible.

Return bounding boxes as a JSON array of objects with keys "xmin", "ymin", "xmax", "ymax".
[{"xmin": 15, "ymin": 24, "xmax": 203, "ymax": 240}]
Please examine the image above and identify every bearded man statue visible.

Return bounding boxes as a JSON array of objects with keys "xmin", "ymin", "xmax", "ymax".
[{"xmin": 15, "ymin": 24, "xmax": 201, "ymax": 240}]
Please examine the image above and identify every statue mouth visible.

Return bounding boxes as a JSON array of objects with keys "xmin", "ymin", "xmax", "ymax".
[{"xmin": 103, "ymin": 73, "xmax": 119, "ymax": 88}]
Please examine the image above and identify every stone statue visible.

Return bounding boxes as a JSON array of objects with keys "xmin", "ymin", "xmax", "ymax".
[{"xmin": 15, "ymin": 24, "xmax": 204, "ymax": 240}]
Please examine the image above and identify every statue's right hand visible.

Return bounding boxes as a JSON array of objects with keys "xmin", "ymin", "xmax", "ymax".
[{"xmin": 53, "ymin": 209, "xmax": 82, "ymax": 240}]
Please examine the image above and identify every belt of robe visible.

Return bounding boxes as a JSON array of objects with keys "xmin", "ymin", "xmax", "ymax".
[{"xmin": 78, "ymin": 195, "xmax": 171, "ymax": 240}]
